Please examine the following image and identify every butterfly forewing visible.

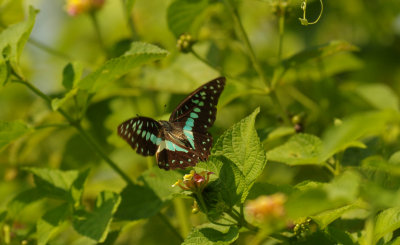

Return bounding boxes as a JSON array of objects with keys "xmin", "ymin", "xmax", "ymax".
[
  {"xmin": 169, "ymin": 77, "xmax": 226, "ymax": 133},
  {"xmin": 117, "ymin": 117, "xmax": 161, "ymax": 156}
]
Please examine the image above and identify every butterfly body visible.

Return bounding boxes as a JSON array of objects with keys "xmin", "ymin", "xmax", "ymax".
[{"xmin": 118, "ymin": 77, "xmax": 225, "ymax": 170}]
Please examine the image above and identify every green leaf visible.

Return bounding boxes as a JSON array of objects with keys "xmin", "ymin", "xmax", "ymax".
[
  {"xmin": 0, "ymin": 120, "xmax": 32, "ymax": 150},
  {"xmin": 37, "ymin": 203, "xmax": 69, "ymax": 245},
  {"xmin": 0, "ymin": 0, "xmax": 25, "ymax": 27},
  {"xmin": 0, "ymin": 211, "xmax": 7, "ymax": 223},
  {"xmin": 282, "ymin": 40, "xmax": 358, "ymax": 70},
  {"xmin": 389, "ymin": 151, "xmax": 400, "ymax": 165},
  {"xmin": 212, "ymin": 107, "xmax": 267, "ymax": 202},
  {"xmin": 73, "ymin": 191, "xmax": 121, "ymax": 242},
  {"xmin": 51, "ymin": 62, "xmax": 84, "ymax": 110},
  {"xmin": 24, "ymin": 167, "xmax": 89, "ymax": 203},
  {"xmin": 361, "ymin": 155, "xmax": 400, "ymax": 176},
  {"xmin": 167, "ymin": 0, "xmax": 208, "ymax": 37},
  {"xmin": 115, "ymin": 184, "xmax": 163, "ymax": 221},
  {"xmin": 139, "ymin": 167, "xmax": 183, "ymax": 201},
  {"xmin": 267, "ymin": 133, "xmax": 323, "ymax": 165},
  {"xmin": 78, "ymin": 42, "xmax": 168, "ymax": 93},
  {"xmin": 197, "ymin": 156, "xmax": 246, "ymax": 207},
  {"xmin": 374, "ymin": 207, "xmax": 400, "ymax": 244},
  {"xmin": 182, "ymin": 225, "xmax": 239, "ymax": 245},
  {"xmin": 0, "ymin": 6, "xmax": 37, "ymax": 66},
  {"xmin": 7, "ymin": 188, "xmax": 44, "ymax": 217},
  {"xmin": 70, "ymin": 169, "xmax": 90, "ymax": 206},
  {"xmin": 320, "ymin": 111, "xmax": 400, "ymax": 161},
  {"xmin": 312, "ymin": 203, "xmax": 358, "ymax": 229},
  {"xmin": 51, "ymin": 87, "xmax": 78, "ymax": 111},
  {"xmin": 62, "ymin": 62, "xmax": 83, "ymax": 91},
  {"xmin": 356, "ymin": 83, "xmax": 399, "ymax": 111},
  {"xmin": 286, "ymin": 171, "xmax": 360, "ymax": 219}
]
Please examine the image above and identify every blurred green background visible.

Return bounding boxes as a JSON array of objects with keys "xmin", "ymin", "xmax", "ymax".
[{"xmin": 1, "ymin": 0, "xmax": 400, "ymax": 243}]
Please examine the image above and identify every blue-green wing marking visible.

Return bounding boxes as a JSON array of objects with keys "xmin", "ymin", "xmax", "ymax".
[{"xmin": 156, "ymin": 133, "xmax": 205, "ymax": 170}]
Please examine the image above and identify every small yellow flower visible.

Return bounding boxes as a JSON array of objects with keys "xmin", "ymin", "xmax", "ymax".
[
  {"xmin": 172, "ymin": 170, "xmax": 213, "ymax": 192},
  {"xmin": 171, "ymin": 179, "xmax": 182, "ymax": 187},
  {"xmin": 183, "ymin": 170, "xmax": 195, "ymax": 181}
]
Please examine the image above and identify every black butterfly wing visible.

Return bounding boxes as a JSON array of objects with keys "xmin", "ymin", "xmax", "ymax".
[
  {"xmin": 169, "ymin": 77, "xmax": 226, "ymax": 133},
  {"xmin": 117, "ymin": 117, "xmax": 162, "ymax": 156}
]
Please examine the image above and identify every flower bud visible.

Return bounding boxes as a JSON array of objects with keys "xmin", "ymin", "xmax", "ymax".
[
  {"xmin": 245, "ymin": 193, "xmax": 287, "ymax": 223},
  {"xmin": 177, "ymin": 33, "xmax": 195, "ymax": 53},
  {"xmin": 65, "ymin": 0, "xmax": 105, "ymax": 16}
]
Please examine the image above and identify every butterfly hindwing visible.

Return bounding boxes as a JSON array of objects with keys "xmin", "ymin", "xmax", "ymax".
[
  {"xmin": 156, "ymin": 133, "xmax": 204, "ymax": 170},
  {"xmin": 169, "ymin": 77, "xmax": 226, "ymax": 133},
  {"xmin": 117, "ymin": 117, "xmax": 162, "ymax": 156}
]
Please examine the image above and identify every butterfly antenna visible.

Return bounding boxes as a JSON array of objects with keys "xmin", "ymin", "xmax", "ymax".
[{"xmin": 163, "ymin": 104, "xmax": 167, "ymax": 114}]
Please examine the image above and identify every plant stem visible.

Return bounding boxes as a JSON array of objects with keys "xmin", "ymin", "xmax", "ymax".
[
  {"xmin": 89, "ymin": 11, "xmax": 107, "ymax": 55},
  {"xmin": 364, "ymin": 213, "xmax": 375, "ymax": 245},
  {"xmin": 270, "ymin": 91, "xmax": 290, "ymax": 125},
  {"xmin": 11, "ymin": 75, "xmax": 133, "ymax": 185},
  {"xmin": 196, "ymin": 192, "xmax": 208, "ymax": 214},
  {"xmin": 121, "ymin": 0, "xmax": 137, "ymax": 39},
  {"xmin": 173, "ymin": 198, "xmax": 191, "ymax": 237},
  {"xmin": 34, "ymin": 123, "xmax": 70, "ymax": 130},
  {"xmin": 157, "ymin": 213, "xmax": 184, "ymax": 243},
  {"xmin": 223, "ymin": 0, "xmax": 268, "ymax": 88},
  {"xmin": 28, "ymin": 38, "xmax": 71, "ymax": 61},
  {"xmin": 190, "ymin": 49, "xmax": 223, "ymax": 75},
  {"xmin": 223, "ymin": 0, "xmax": 292, "ymax": 125},
  {"xmin": 277, "ymin": 4, "xmax": 285, "ymax": 62}
]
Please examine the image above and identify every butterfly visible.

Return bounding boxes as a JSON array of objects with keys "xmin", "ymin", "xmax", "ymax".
[{"xmin": 118, "ymin": 77, "xmax": 226, "ymax": 170}]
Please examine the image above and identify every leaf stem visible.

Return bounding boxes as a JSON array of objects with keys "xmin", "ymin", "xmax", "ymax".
[
  {"xmin": 223, "ymin": 0, "xmax": 268, "ymax": 88},
  {"xmin": 89, "ymin": 11, "xmax": 107, "ymax": 55},
  {"xmin": 11, "ymin": 69, "xmax": 185, "ymax": 242},
  {"xmin": 196, "ymin": 192, "xmax": 208, "ymax": 214},
  {"xmin": 28, "ymin": 38, "xmax": 71, "ymax": 61},
  {"xmin": 34, "ymin": 123, "xmax": 70, "ymax": 129},
  {"xmin": 173, "ymin": 198, "xmax": 191, "ymax": 237},
  {"xmin": 121, "ymin": 0, "xmax": 137, "ymax": 39},
  {"xmin": 157, "ymin": 213, "xmax": 184, "ymax": 243},
  {"xmin": 323, "ymin": 161, "xmax": 336, "ymax": 176},
  {"xmin": 270, "ymin": 91, "xmax": 290, "ymax": 125},
  {"xmin": 223, "ymin": 0, "xmax": 291, "ymax": 125},
  {"xmin": 190, "ymin": 49, "xmax": 223, "ymax": 75}
]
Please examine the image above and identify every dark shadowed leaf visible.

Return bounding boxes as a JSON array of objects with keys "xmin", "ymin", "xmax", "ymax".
[
  {"xmin": 37, "ymin": 203, "xmax": 69, "ymax": 245},
  {"xmin": 73, "ymin": 191, "xmax": 121, "ymax": 242},
  {"xmin": 115, "ymin": 184, "xmax": 163, "ymax": 221},
  {"xmin": 182, "ymin": 224, "xmax": 239, "ymax": 245},
  {"xmin": 167, "ymin": 0, "xmax": 208, "ymax": 37}
]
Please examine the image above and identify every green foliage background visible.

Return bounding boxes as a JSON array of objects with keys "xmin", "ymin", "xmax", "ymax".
[{"xmin": 1, "ymin": 0, "xmax": 400, "ymax": 244}]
